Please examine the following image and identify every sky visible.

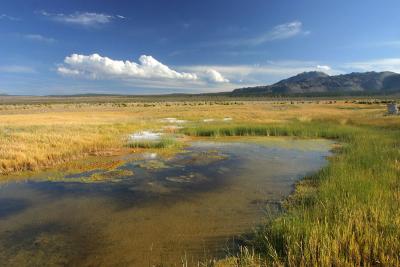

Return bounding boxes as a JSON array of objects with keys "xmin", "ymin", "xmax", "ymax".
[{"xmin": 1, "ymin": 0, "xmax": 400, "ymax": 95}]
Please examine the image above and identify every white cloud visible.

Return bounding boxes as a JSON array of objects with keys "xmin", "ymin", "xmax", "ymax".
[
  {"xmin": 248, "ymin": 21, "xmax": 310, "ymax": 45},
  {"xmin": 317, "ymin": 65, "xmax": 331, "ymax": 71},
  {"xmin": 40, "ymin": 11, "xmax": 124, "ymax": 27},
  {"xmin": 209, "ymin": 21, "xmax": 309, "ymax": 47},
  {"xmin": 0, "ymin": 14, "xmax": 20, "ymax": 21},
  {"xmin": 184, "ymin": 60, "xmax": 340, "ymax": 86},
  {"xmin": 58, "ymin": 53, "xmax": 198, "ymax": 81},
  {"xmin": 0, "ymin": 65, "xmax": 36, "ymax": 74},
  {"xmin": 261, "ymin": 21, "xmax": 307, "ymax": 42},
  {"xmin": 23, "ymin": 34, "xmax": 56, "ymax": 43},
  {"xmin": 57, "ymin": 67, "xmax": 81, "ymax": 76},
  {"xmin": 203, "ymin": 69, "xmax": 229, "ymax": 83},
  {"xmin": 58, "ymin": 53, "xmax": 343, "ymax": 91},
  {"xmin": 345, "ymin": 58, "xmax": 400, "ymax": 73}
]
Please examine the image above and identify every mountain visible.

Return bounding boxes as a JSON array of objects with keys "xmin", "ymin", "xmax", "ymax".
[{"xmin": 232, "ymin": 71, "xmax": 400, "ymax": 95}]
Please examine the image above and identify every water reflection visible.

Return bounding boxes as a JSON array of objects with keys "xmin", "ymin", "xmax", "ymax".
[
  {"xmin": 0, "ymin": 138, "xmax": 333, "ymax": 266},
  {"xmin": 0, "ymin": 198, "xmax": 30, "ymax": 219}
]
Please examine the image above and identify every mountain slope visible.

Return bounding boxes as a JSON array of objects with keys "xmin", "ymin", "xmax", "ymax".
[{"xmin": 232, "ymin": 71, "xmax": 400, "ymax": 95}]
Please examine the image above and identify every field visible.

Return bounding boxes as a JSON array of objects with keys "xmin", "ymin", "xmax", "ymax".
[{"xmin": 0, "ymin": 96, "xmax": 399, "ymax": 265}]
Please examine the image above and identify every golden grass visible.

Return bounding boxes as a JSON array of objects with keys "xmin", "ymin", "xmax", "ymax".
[{"xmin": 0, "ymin": 100, "xmax": 394, "ymax": 175}]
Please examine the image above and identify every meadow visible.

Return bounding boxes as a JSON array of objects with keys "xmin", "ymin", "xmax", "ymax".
[{"xmin": 0, "ymin": 96, "xmax": 399, "ymax": 266}]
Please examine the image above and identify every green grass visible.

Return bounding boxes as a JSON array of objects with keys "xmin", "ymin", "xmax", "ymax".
[
  {"xmin": 183, "ymin": 122, "xmax": 400, "ymax": 266},
  {"xmin": 182, "ymin": 121, "xmax": 356, "ymax": 141},
  {"xmin": 127, "ymin": 137, "xmax": 181, "ymax": 149}
]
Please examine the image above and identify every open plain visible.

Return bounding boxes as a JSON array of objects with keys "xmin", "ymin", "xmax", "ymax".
[{"xmin": 0, "ymin": 97, "xmax": 399, "ymax": 265}]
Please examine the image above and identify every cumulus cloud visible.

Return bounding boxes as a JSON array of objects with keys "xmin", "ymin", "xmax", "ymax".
[
  {"xmin": 203, "ymin": 69, "xmax": 229, "ymax": 83},
  {"xmin": 23, "ymin": 34, "xmax": 56, "ymax": 43},
  {"xmin": 58, "ymin": 53, "xmax": 343, "ymax": 90},
  {"xmin": 184, "ymin": 60, "xmax": 340, "ymax": 86},
  {"xmin": 57, "ymin": 67, "xmax": 81, "ymax": 76},
  {"xmin": 58, "ymin": 53, "xmax": 232, "ymax": 87},
  {"xmin": 317, "ymin": 65, "xmax": 331, "ymax": 71},
  {"xmin": 58, "ymin": 53, "xmax": 198, "ymax": 81},
  {"xmin": 40, "ymin": 11, "xmax": 124, "ymax": 27}
]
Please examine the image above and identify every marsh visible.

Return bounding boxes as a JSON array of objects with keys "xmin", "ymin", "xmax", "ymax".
[{"xmin": 0, "ymin": 137, "xmax": 332, "ymax": 266}]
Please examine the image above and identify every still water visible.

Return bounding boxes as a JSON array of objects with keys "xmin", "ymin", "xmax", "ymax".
[{"xmin": 0, "ymin": 137, "xmax": 332, "ymax": 266}]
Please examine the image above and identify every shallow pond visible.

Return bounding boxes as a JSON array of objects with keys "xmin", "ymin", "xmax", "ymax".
[{"xmin": 0, "ymin": 137, "xmax": 333, "ymax": 266}]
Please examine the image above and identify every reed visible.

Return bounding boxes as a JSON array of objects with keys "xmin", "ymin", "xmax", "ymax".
[
  {"xmin": 181, "ymin": 121, "xmax": 356, "ymax": 141},
  {"xmin": 127, "ymin": 137, "xmax": 181, "ymax": 149},
  {"xmin": 191, "ymin": 123, "xmax": 400, "ymax": 266}
]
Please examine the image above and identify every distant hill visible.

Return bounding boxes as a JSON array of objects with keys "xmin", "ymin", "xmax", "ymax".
[{"xmin": 232, "ymin": 71, "xmax": 400, "ymax": 96}]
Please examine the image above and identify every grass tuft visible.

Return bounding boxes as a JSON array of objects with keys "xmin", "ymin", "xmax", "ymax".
[{"xmin": 127, "ymin": 137, "xmax": 181, "ymax": 149}]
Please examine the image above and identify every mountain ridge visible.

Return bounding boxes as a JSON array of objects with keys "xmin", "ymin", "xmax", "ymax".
[{"xmin": 232, "ymin": 71, "xmax": 400, "ymax": 95}]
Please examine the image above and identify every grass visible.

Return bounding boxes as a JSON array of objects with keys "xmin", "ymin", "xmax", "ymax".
[
  {"xmin": 183, "ymin": 122, "xmax": 400, "ymax": 266},
  {"xmin": 0, "ymin": 98, "xmax": 399, "ymax": 265},
  {"xmin": 0, "ymin": 101, "xmax": 278, "ymax": 173},
  {"xmin": 0, "ymin": 123, "xmax": 142, "ymax": 174},
  {"xmin": 182, "ymin": 121, "xmax": 356, "ymax": 141},
  {"xmin": 127, "ymin": 136, "xmax": 181, "ymax": 149}
]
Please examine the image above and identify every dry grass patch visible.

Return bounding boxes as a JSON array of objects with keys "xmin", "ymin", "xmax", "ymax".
[{"xmin": 0, "ymin": 100, "xmax": 395, "ymax": 175}]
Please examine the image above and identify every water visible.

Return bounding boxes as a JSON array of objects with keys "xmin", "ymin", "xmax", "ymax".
[{"xmin": 0, "ymin": 137, "xmax": 332, "ymax": 266}]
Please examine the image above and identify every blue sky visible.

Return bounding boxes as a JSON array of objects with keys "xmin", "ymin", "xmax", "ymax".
[{"xmin": 1, "ymin": 0, "xmax": 400, "ymax": 95}]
